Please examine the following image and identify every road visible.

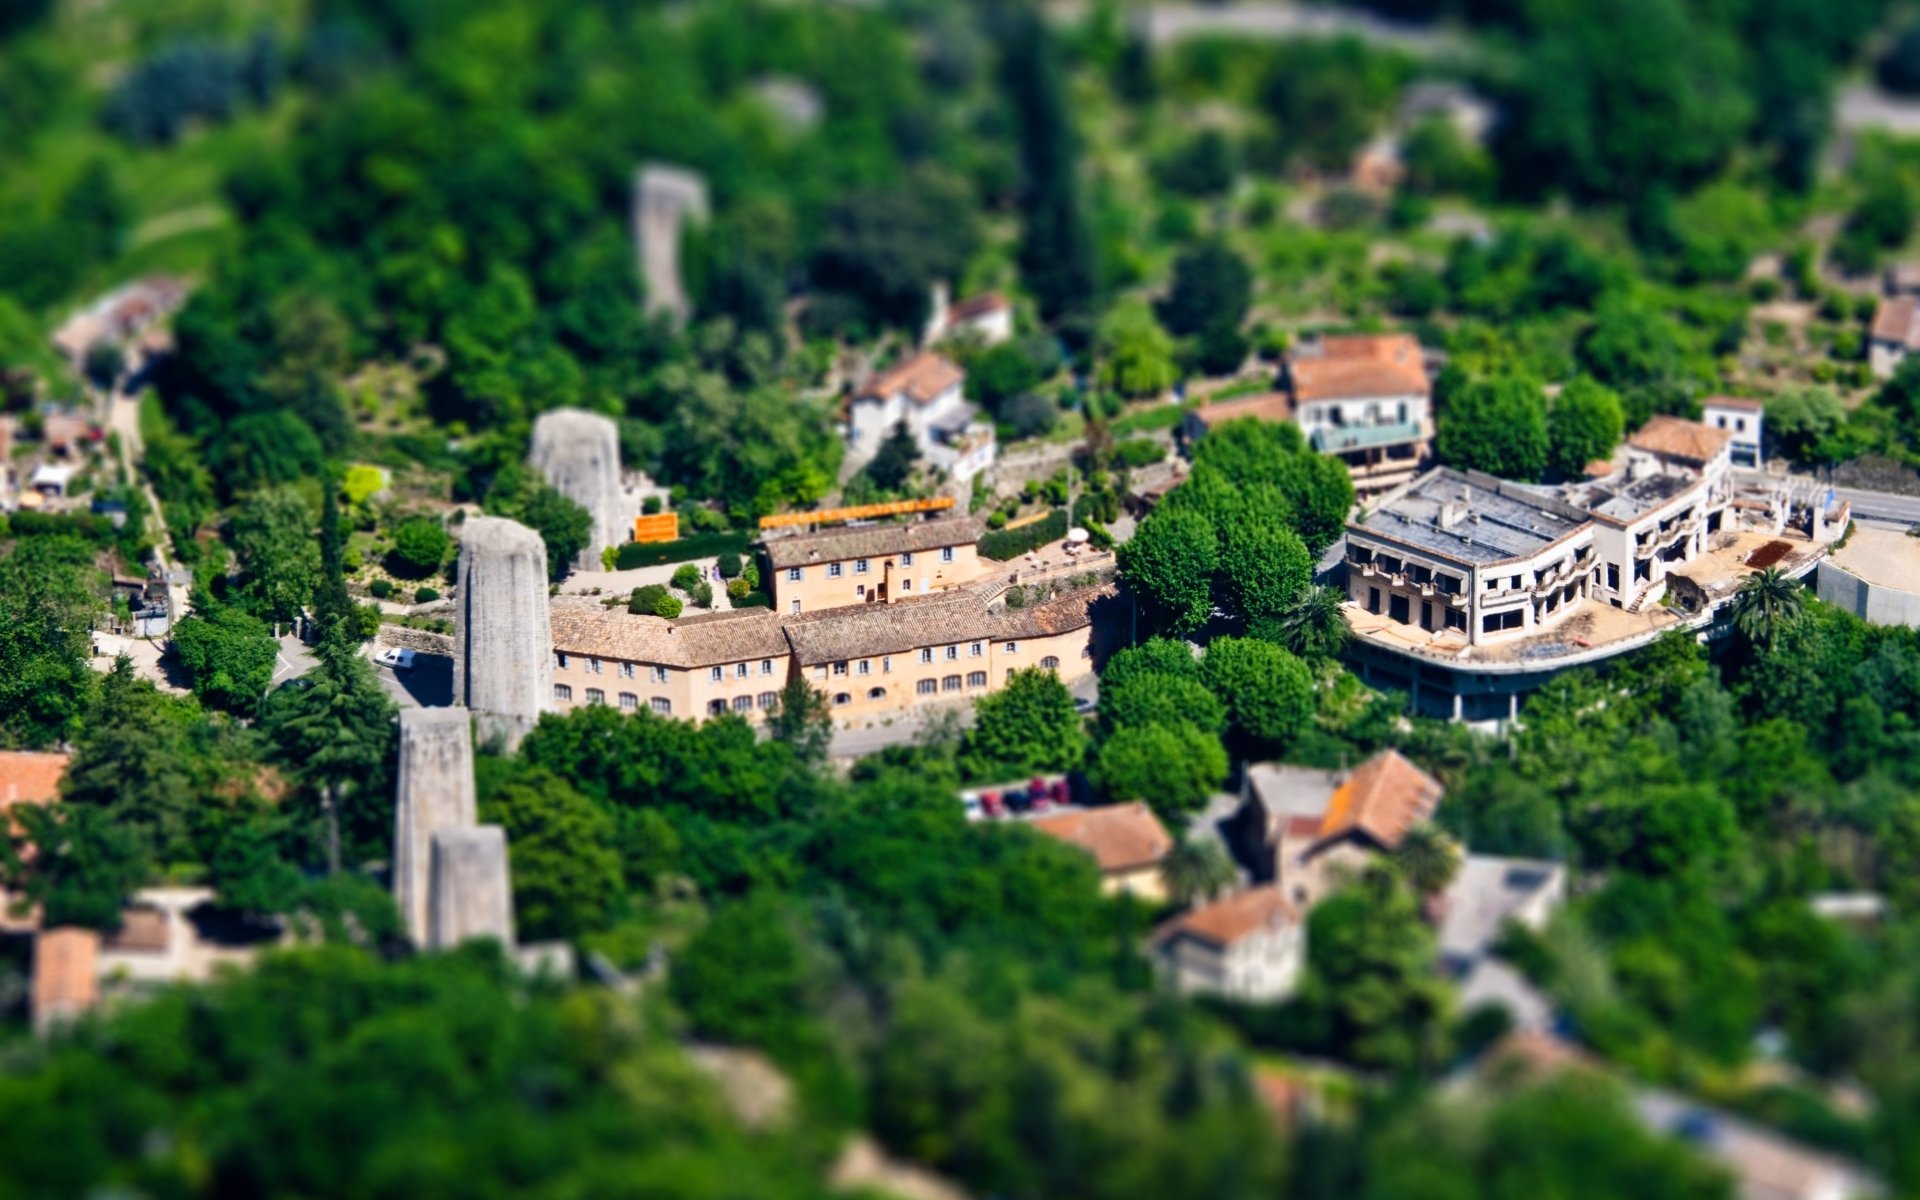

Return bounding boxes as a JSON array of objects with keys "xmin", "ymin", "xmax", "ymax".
[{"xmin": 1832, "ymin": 484, "xmax": 1920, "ymax": 527}]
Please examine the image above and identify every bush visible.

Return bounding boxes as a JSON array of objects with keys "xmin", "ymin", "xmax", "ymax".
[
  {"xmin": 726, "ymin": 577, "xmax": 750, "ymax": 599},
  {"xmin": 629, "ymin": 583, "xmax": 670, "ymax": 615},
  {"xmin": 613, "ymin": 532, "xmax": 753, "ymax": 570},
  {"xmin": 671, "ymin": 564, "xmax": 702, "ymax": 591},
  {"xmin": 987, "ymin": 511, "xmax": 1008, "ymax": 530},
  {"xmin": 1005, "ymin": 586, "xmax": 1027, "ymax": 609},
  {"xmin": 690, "ymin": 581, "xmax": 714, "ymax": 609},
  {"xmin": 369, "ymin": 579, "xmax": 393, "ymax": 600},
  {"xmin": 413, "ymin": 587, "xmax": 440, "ymax": 604},
  {"xmin": 717, "ymin": 551, "xmax": 743, "ymax": 579},
  {"xmin": 6, "ymin": 510, "xmax": 114, "ymax": 543},
  {"xmin": 734, "ymin": 590, "xmax": 771, "ymax": 609},
  {"xmin": 654, "ymin": 593, "xmax": 683, "ymax": 619},
  {"xmin": 642, "ymin": 494, "xmax": 663, "ymax": 515},
  {"xmin": 388, "ymin": 516, "xmax": 451, "ymax": 576},
  {"xmin": 979, "ymin": 508, "xmax": 1069, "ymax": 561},
  {"xmin": 1113, "ymin": 437, "xmax": 1165, "ymax": 469}
]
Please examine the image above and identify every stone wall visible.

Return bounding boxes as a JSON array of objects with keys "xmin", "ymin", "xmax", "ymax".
[{"xmin": 376, "ymin": 626, "xmax": 456, "ymax": 657}]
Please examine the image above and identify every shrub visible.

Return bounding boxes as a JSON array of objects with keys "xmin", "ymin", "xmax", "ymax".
[
  {"xmin": 642, "ymin": 495, "xmax": 663, "ymax": 515},
  {"xmin": 742, "ymin": 561, "xmax": 760, "ymax": 588},
  {"xmin": 671, "ymin": 564, "xmax": 702, "ymax": 591},
  {"xmin": 413, "ymin": 587, "xmax": 440, "ymax": 604},
  {"xmin": 979, "ymin": 508, "xmax": 1069, "ymax": 561},
  {"xmin": 388, "ymin": 516, "xmax": 451, "ymax": 576},
  {"xmin": 690, "ymin": 581, "xmax": 714, "ymax": 608},
  {"xmin": 734, "ymin": 590, "xmax": 771, "ymax": 609},
  {"xmin": 987, "ymin": 511, "xmax": 1008, "ymax": 530},
  {"xmin": 726, "ymin": 577, "xmax": 750, "ymax": 599},
  {"xmin": 629, "ymin": 583, "xmax": 670, "ymax": 615},
  {"xmin": 717, "ymin": 551, "xmax": 743, "ymax": 579},
  {"xmin": 1113, "ymin": 437, "xmax": 1165, "ymax": 469},
  {"xmin": 369, "ymin": 579, "xmax": 393, "ymax": 599},
  {"xmin": 1005, "ymin": 586, "xmax": 1027, "ymax": 609},
  {"xmin": 654, "ymin": 593, "xmax": 683, "ymax": 619},
  {"xmin": 613, "ymin": 532, "xmax": 752, "ymax": 570}
]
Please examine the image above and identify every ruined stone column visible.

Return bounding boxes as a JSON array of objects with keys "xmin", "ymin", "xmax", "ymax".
[
  {"xmin": 453, "ymin": 516, "xmax": 553, "ymax": 749},
  {"xmin": 392, "ymin": 708, "xmax": 478, "ymax": 946},
  {"xmin": 530, "ymin": 408, "xmax": 626, "ymax": 565},
  {"xmin": 428, "ymin": 826, "xmax": 516, "ymax": 950},
  {"xmin": 633, "ymin": 163, "xmax": 709, "ymax": 326}
]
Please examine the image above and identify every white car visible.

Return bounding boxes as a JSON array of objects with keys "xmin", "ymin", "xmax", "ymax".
[{"xmin": 375, "ymin": 647, "xmax": 416, "ymax": 670}]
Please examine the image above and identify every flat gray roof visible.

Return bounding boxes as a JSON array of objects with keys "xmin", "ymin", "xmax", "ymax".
[
  {"xmin": 1354, "ymin": 468, "xmax": 1586, "ymax": 566},
  {"xmin": 1564, "ymin": 471, "xmax": 1692, "ymax": 523}
]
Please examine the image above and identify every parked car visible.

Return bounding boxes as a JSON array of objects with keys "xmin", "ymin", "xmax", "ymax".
[
  {"xmin": 375, "ymin": 647, "xmax": 416, "ymax": 670},
  {"xmin": 982, "ymin": 791, "xmax": 1006, "ymax": 819},
  {"xmin": 960, "ymin": 794, "xmax": 985, "ymax": 822}
]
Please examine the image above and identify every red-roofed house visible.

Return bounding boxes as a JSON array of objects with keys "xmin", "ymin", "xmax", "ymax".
[
  {"xmin": 1150, "ymin": 886, "xmax": 1306, "ymax": 1001},
  {"xmin": 848, "ymin": 351, "xmax": 995, "ymax": 484},
  {"xmin": 1286, "ymin": 333, "xmax": 1432, "ymax": 496},
  {"xmin": 1238, "ymin": 751, "xmax": 1445, "ymax": 907},
  {"xmin": 1029, "ymin": 801, "xmax": 1175, "ymax": 900},
  {"xmin": 924, "ymin": 282, "xmax": 1014, "ymax": 347},
  {"xmin": 1871, "ymin": 295, "xmax": 1920, "ymax": 380}
]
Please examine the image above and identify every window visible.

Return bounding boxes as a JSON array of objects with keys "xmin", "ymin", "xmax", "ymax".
[
  {"xmin": 832, "ymin": 661, "xmax": 848, "ymax": 676},
  {"xmin": 791, "ymin": 599, "xmax": 801, "ymax": 615},
  {"xmin": 857, "ymin": 659, "xmax": 871, "ymax": 675},
  {"xmin": 969, "ymin": 641, "xmax": 982, "ymax": 657},
  {"xmin": 651, "ymin": 697, "xmax": 672, "ymax": 715},
  {"xmin": 901, "ymin": 579, "xmax": 912, "ymax": 591},
  {"xmin": 1368, "ymin": 587, "xmax": 1382, "ymax": 614},
  {"xmin": 833, "ymin": 692, "xmax": 851, "ymax": 705},
  {"xmin": 1606, "ymin": 564, "xmax": 1620, "ymax": 591},
  {"xmin": 651, "ymin": 665, "xmax": 669, "ymax": 684},
  {"xmin": 556, "ymin": 652, "xmax": 569, "ymax": 670},
  {"xmin": 814, "ymin": 665, "xmax": 828, "ymax": 679},
  {"xmin": 589, "ymin": 657, "xmax": 602, "ymax": 674},
  {"xmin": 920, "ymin": 648, "xmax": 933, "ymax": 664},
  {"xmin": 917, "ymin": 679, "xmax": 937, "ymax": 695},
  {"xmin": 709, "ymin": 700, "xmax": 728, "ymax": 716},
  {"xmin": 868, "ymin": 686, "xmax": 887, "ymax": 700},
  {"xmin": 760, "ymin": 659, "xmax": 773, "ymax": 675},
  {"xmin": 1004, "ymin": 641, "xmax": 1018, "ymax": 653},
  {"xmin": 856, "ymin": 584, "xmax": 866, "ymax": 597},
  {"xmin": 1388, "ymin": 594, "xmax": 1410, "ymax": 624},
  {"xmin": 828, "ymin": 562, "xmax": 843, "ymax": 578},
  {"xmin": 855, "ymin": 558, "xmax": 869, "ymax": 575},
  {"xmin": 554, "ymin": 683, "xmax": 573, "ymax": 701},
  {"xmin": 709, "ymin": 666, "xmax": 723, "ymax": 683},
  {"xmin": 941, "ymin": 547, "xmax": 954, "ymax": 563},
  {"xmin": 944, "ymin": 645, "xmax": 958, "ymax": 661},
  {"xmin": 735, "ymin": 662, "xmax": 748, "ymax": 679},
  {"xmin": 619, "ymin": 693, "xmax": 638, "ymax": 710},
  {"xmin": 619, "ymin": 662, "xmax": 635, "ymax": 679},
  {"xmin": 733, "ymin": 695, "xmax": 752, "ymax": 713},
  {"xmin": 1482, "ymin": 610, "xmax": 1524, "ymax": 633},
  {"xmin": 1040, "ymin": 656, "xmax": 1060, "ymax": 670},
  {"xmin": 901, "ymin": 551, "xmax": 914, "ymax": 566},
  {"xmin": 882, "ymin": 656, "xmax": 892, "ymax": 673},
  {"xmin": 942, "ymin": 675, "xmax": 962, "ymax": 691},
  {"xmin": 787, "ymin": 567, "xmax": 802, "ymax": 582},
  {"xmin": 586, "ymin": 688, "xmax": 605, "ymax": 705},
  {"xmin": 967, "ymin": 671, "xmax": 987, "ymax": 688},
  {"xmin": 758, "ymin": 691, "xmax": 777, "ymax": 709}
]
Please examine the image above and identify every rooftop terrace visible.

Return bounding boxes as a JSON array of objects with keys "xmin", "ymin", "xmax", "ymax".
[{"xmin": 1353, "ymin": 468, "xmax": 1587, "ymax": 566}]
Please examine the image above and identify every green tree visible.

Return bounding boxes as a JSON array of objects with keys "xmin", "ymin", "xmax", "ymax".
[
  {"xmin": 261, "ymin": 645, "xmax": 396, "ymax": 871},
  {"xmin": 2, "ymin": 802, "xmax": 151, "ymax": 931},
  {"xmin": 866, "ymin": 419, "xmax": 921, "ymax": 491},
  {"xmin": 1273, "ymin": 451, "xmax": 1357, "ymax": 555},
  {"xmin": 0, "ymin": 535, "xmax": 101, "ymax": 748},
  {"xmin": 388, "ymin": 515, "xmax": 452, "ymax": 576},
  {"xmin": 1090, "ymin": 721, "xmax": 1227, "ymax": 818},
  {"xmin": 1117, "ymin": 507, "xmax": 1218, "ymax": 633},
  {"xmin": 1577, "ymin": 299, "xmax": 1686, "ymax": 425},
  {"xmin": 1257, "ymin": 583, "xmax": 1351, "ymax": 660},
  {"xmin": 1391, "ymin": 823, "xmax": 1461, "ymax": 900},
  {"xmin": 171, "ymin": 603, "xmax": 279, "ymax": 712},
  {"xmin": 812, "ymin": 169, "xmax": 982, "ymax": 327},
  {"xmin": 963, "ymin": 667, "xmax": 1087, "ymax": 778},
  {"xmin": 1160, "ymin": 839, "xmax": 1237, "ymax": 907},
  {"xmin": 484, "ymin": 464, "xmax": 592, "ymax": 580},
  {"xmin": 769, "ymin": 673, "xmax": 833, "ymax": 766},
  {"xmin": 1765, "ymin": 387, "xmax": 1846, "ymax": 464},
  {"xmin": 228, "ymin": 485, "xmax": 320, "ymax": 627},
  {"xmin": 1436, "ymin": 377, "xmax": 1550, "ymax": 480},
  {"xmin": 1158, "ymin": 240, "xmax": 1251, "ymax": 338},
  {"xmin": 1261, "ymin": 37, "xmax": 1401, "ymax": 172},
  {"xmin": 1731, "ymin": 567, "xmax": 1805, "ymax": 650},
  {"xmin": 1299, "ymin": 867, "xmax": 1452, "ymax": 1073},
  {"xmin": 1000, "ymin": 4, "xmax": 1097, "ymax": 320},
  {"xmin": 1099, "ymin": 671, "xmax": 1226, "ymax": 737},
  {"xmin": 1099, "ymin": 636, "xmax": 1199, "ymax": 693},
  {"xmin": 207, "ymin": 818, "xmax": 304, "ymax": 918},
  {"xmin": 670, "ymin": 891, "xmax": 823, "ymax": 1063},
  {"xmin": 1833, "ymin": 174, "xmax": 1915, "ymax": 274},
  {"xmin": 1096, "ymin": 303, "xmax": 1178, "ymax": 399},
  {"xmin": 1218, "ymin": 513, "xmax": 1313, "ymax": 623},
  {"xmin": 1548, "ymin": 376, "xmax": 1626, "ymax": 478},
  {"xmin": 480, "ymin": 765, "xmax": 623, "ymax": 941},
  {"xmin": 1199, "ymin": 636, "xmax": 1315, "ymax": 747}
]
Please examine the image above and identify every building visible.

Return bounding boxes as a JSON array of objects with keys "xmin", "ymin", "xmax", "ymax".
[
  {"xmin": 49, "ymin": 276, "xmax": 188, "ymax": 369},
  {"xmin": 0, "ymin": 750, "xmax": 69, "ymax": 811},
  {"xmin": 32, "ymin": 928, "xmax": 100, "ymax": 1032},
  {"xmin": 1150, "ymin": 886, "xmax": 1306, "ymax": 1002},
  {"xmin": 1702, "ymin": 396, "xmax": 1764, "ymax": 469},
  {"xmin": 762, "ymin": 514, "xmax": 985, "ymax": 615},
  {"xmin": 1436, "ymin": 855, "xmax": 1566, "ymax": 1032},
  {"xmin": 1340, "ymin": 416, "xmax": 1848, "ymax": 720},
  {"xmin": 1870, "ymin": 295, "xmax": 1920, "ymax": 380},
  {"xmin": 546, "ymin": 582, "xmax": 1108, "ymax": 723},
  {"xmin": 1029, "ymin": 802, "xmax": 1175, "ymax": 900},
  {"xmin": 923, "ymin": 282, "xmax": 1014, "ymax": 347},
  {"xmin": 847, "ymin": 351, "xmax": 996, "ymax": 484},
  {"xmin": 1287, "ymin": 334, "xmax": 1432, "ymax": 496},
  {"xmin": 1236, "ymin": 750, "xmax": 1443, "ymax": 908},
  {"xmin": 1182, "ymin": 391, "xmax": 1295, "ymax": 444}
]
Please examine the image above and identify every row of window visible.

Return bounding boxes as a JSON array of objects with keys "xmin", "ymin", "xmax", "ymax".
[
  {"xmin": 708, "ymin": 659, "xmax": 777, "ymax": 683},
  {"xmin": 553, "ymin": 685, "xmax": 676, "ymax": 713},
  {"xmin": 558, "ymin": 659, "xmax": 1064, "ymax": 715},
  {"xmin": 786, "ymin": 546, "xmax": 955, "ymax": 583}
]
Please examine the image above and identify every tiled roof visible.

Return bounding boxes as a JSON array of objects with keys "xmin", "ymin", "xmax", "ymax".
[
  {"xmin": 1029, "ymin": 802, "xmax": 1173, "ymax": 874},
  {"xmin": 1191, "ymin": 392, "xmax": 1294, "ymax": 431},
  {"xmin": 1628, "ymin": 415, "xmax": 1732, "ymax": 465},
  {"xmin": 858, "ymin": 351, "xmax": 965, "ymax": 405},
  {"xmin": 548, "ymin": 601, "xmax": 791, "ymax": 667},
  {"xmin": 950, "ymin": 292, "xmax": 1010, "ymax": 322},
  {"xmin": 103, "ymin": 906, "xmax": 170, "ymax": 954},
  {"xmin": 0, "ymin": 751, "xmax": 69, "ymax": 809},
  {"xmin": 1154, "ymin": 886, "xmax": 1299, "ymax": 949},
  {"xmin": 1702, "ymin": 395, "xmax": 1763, "ymax": 413},
  {"xmin": 763, "ymin": 514, "xmax": 984, "ymax": 570},
  {"xmin": 782, "ymin": 583, "xmax": 1109, "ymax": 665},
  {"xmin": 1872, "ymin": 295, "xmax": 1920, "ymax": 349},
  {"xmin": 1316, "ymin": 749, "xmax": 1443, "ymax": 849},
  {"xmin": 33, "ymin": 928, "xmax": 99, "ymax": 1025},
  {"xmin": 1289, "ymin": 333, "xmax": 1429, "ymax": 402}
]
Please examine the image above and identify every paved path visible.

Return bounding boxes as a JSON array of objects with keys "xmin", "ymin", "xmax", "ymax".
[{"xmin": 555, "ymin": 555, "xmax": 735, "ymax": 611}]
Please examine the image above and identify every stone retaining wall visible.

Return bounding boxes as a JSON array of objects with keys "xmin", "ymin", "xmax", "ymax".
[{"xmin": 377, "ymin": 625, "xmax": 456, "ymax": 657}]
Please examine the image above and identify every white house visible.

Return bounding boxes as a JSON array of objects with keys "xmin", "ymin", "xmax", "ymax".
[
  {"xmin": 1286, "ymin": 333, "xmax": 1433, "ymax": 496},
  {"xmin": 1150, "ymin": 886, "xmax": 1306, "ymax": 1003},
  {"xmin": 1701, "ymin": 396, "xmax": 1763, "ymax": 469},
  {"xmin": 847, "ymin": 350, "xmax": 997, "ymax": 484},
  {"xmin": 922, "ymin": 282, "xmax": 1014, "ymax": 347}
]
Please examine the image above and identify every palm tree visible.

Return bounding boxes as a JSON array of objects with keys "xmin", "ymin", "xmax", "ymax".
[
  {"xmin": 1731, "ymin": 567, "xmax": 1804, "ymax": 648},
  {"xmin": 1160, "ymin": 840, "xmax": 1237, "ymax": 908},
  {"xmin": 1269, "ymin": 584, "xmax": 1351, "ymax": 659},
  {"xmin": 1391, "ymin": 823, "xmax": 1461, "ymax": 904}
]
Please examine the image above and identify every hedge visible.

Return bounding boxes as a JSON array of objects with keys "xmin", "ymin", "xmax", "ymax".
[
  {"xmin": 1113, "ymin": 437, "xmax": 1166, "ymax": 468},
  {"xmin": 613, "ymin": 531, "xmax": 753, "ymax": 570},
  {"xmin": 733, "ymin": 590, "xmax": 772, "ymax": 609},
  {"xmin": 980, "ymin": 508, "xmax": 1068, "ymax": 561},
  {"xmin": 7, "ymin": 509, "xmax": 116, "ymax": 542},
  {"xmin": 1111, "ymin": 403, "xmax": 1188, "ymax": 436}
]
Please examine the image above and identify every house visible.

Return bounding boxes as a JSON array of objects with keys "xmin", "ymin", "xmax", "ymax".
[
  {"xmin": 1287, "ymin": 334, "xmax": 1433, "ymax": 496},
  {"xmin": 923, "ymin": 282, "xmax": 1014, "ymax": 347},
  {"xmin": 32, "ymin": 927, "xmax": 100, "ymax": 1032},
  {"xmin": 28, "ymin": 462, "xmax": 75, "ymax": 499},
  {"xmin": 42, "ymin": 411, "xmax": 91, "ymax": 457},
  {"xmin": 1182, "ymin": 391, "xmax": 1294, "ymax": 445},
  {"xmin": 1887, "ymin": 262, "xmax": 1920, "ymax": 297},
  {"xmin": 0, "ymin": 750, "xmax": 69, "ymax": 812},
  {"xmin": 545, "ymin": 581, "xmax": 1108, "ymax": 724},
  {"xmin": 1869, "ymin": 295, "xmax": 1920, "ymax": 380},
  {"xmin": 1029, "ymin": 802, "xmax": 1174, "ymax": 900},
  {"xmin": 1436, "ymin": 855, "xmax": 1566, "ymax": 1032},
  {"xmin": 763, "ymin": 514, "xmax": 985, "ymax": 615},
  {"xmin": 1235, "ymin": 749, "xmax": 1444, "ymax": 907},
  {"xmin": 1150, "ymin": 886, "xmax": 1306, "ymax": 1002},
  {"xmin": 847, "ymin": 351, "xmax": 996, "ymax": 484},
  {"xmin": 1701, "ymin": 396, "xmax": 1764, "ymax": 469},
  {"xmin": 49, "ymin": 276, "xmax": 188, "ymax": 369}
]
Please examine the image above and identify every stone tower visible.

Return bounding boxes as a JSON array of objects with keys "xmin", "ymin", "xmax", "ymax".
[
  {"xmin": 453, "ymin": 516, "xmax": 552, "ymax": 748},
  {"xmin": 633, "ymin": 163, "xmax": 709, "ymax": 326},
  {"xmin": 529, "ymin": 408, "xmax": 626, "ymax": 565},
  {"xmin": 428, "ymin": 826, "xmax": 516, "ymax": 950},
  {"xmin": 392, "ymin": 708, "xmax": 478, "ymax": 946}
]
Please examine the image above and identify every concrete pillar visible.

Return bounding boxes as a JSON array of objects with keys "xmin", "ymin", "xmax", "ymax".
[
  {"xmin": 454, "ymin": 517, "xmax": 553, "ymax": 749},
  {"xmin": 393, "ymin": 708, "xmax": 478, "ymax": 946},
  {"xmin": 1452, "ymin": 692, "xmax": 1463, "ymax": 722},
  {"xmin": 529, "ymin": 409, "xmax": 626, "ymax": 566},
  {"xmin": 428, "ymin": 826, "xmax": 515, "ymax": 950}
]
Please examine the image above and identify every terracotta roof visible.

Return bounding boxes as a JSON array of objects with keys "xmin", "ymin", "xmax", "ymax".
[
  {"xmin": 103, "ymin": 905, "xmax": 169, "ymax": 954},
  {"xmin": 33, "ymin": 928, "xmax": 100, "ymax": 1026},
  {"xmin": 1289, "ymin": 334, "xmax": 1429, "ymax": 402},
  {"xmin": 548, "ymin": 601, "xmax": 791, "ymax": 667},
  {"xmin": 949, "ymin": 292, "xmax": 1010, "ymax": 322},
  {"xmin": 0, "ymin": 751, "xmax": 69, "ymax": 810},
  {"xmin": 1315, "ymin": 749, "xmax": 1443, "ymax": 849},
  {"xmin": 1702, "ymin": 395, "xmax": 1764, "ymax": 413},
  {"xmin": 858, "ymin": 351, "xmax": 965, "ymax": 406},
  {"xmin": 763, "ymin": 515, "xmax": 983, "ymax": 570},
  {"xmin": 1873, "ymin": 295, "xmax": 1920, "ymax": 349},
  {"xmin": 1582, "ymin": 458, "xmax": 1615, "ymax": 479},
  {"xmin": 1153, "ymin": 886, "xmax": 1299, "ymax": 949},
  {"xmin": 1028, "ymin": 801, "xmax": 1173, "ymax": 874},
  {"xmin": 1190, "ymin": 392, "xmax": 1294, "ymax": 431},
  {"xmin": 1628, "ymin": 415, "xmax": 1733, "ymax": 465},
  {"xmin": 1282, "ymin": 815, "xmax": 1324, "ymax": 841},
  {"xmin": 781, "ymin": 583, "xmax": 1109, "ymax": 665}
]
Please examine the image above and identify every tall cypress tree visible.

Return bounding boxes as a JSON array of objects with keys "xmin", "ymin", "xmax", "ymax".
[
  {"xmin": 998, "ymin": 3, "xmax": 1096, "ymax": 322},
  {"xmin": 309, "ymin": 477, "xmax": 355, "ymax": 653}
]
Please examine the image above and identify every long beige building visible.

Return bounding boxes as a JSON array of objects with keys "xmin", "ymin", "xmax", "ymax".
[
  {"xmin": 763, "ymin": 514, "xmax": 985, "ymax": 615},
  {"xmin": 547, "ymin": 582, "xmax": 1108, "ymax": 723}
]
